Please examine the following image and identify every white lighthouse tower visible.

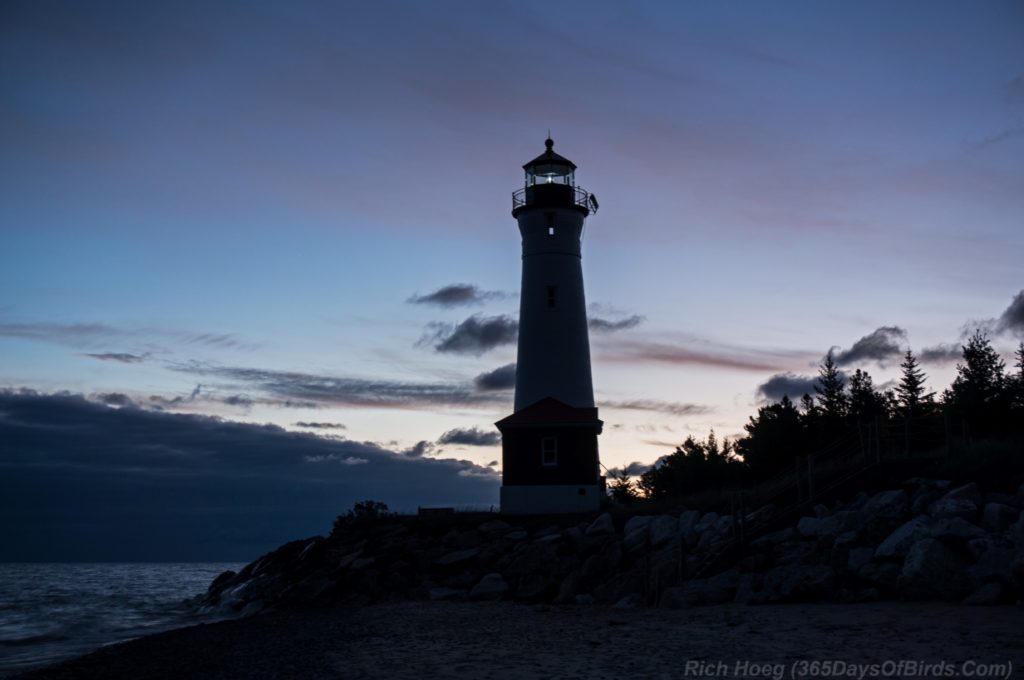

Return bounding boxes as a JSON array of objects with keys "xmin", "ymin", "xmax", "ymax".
[{"xmin": 496, "ymin": 138, "xmax": 603, "ymax": 514}]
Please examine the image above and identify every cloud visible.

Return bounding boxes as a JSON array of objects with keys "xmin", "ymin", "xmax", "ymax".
[
  {"xmin": 976, "ymin": 126, "xmax": 1024, "ymax": 149},
  {"xmin": 170, "ymin": 362, "xmax": 501, "ymax": 409},
  {"xmin": 0, "ymin": 321, "xmax": 118, "ymax": 347},
  {"xmin": 0, "ymin": 319, "xmax": 251, "ymax": 351},
  {"xmin": 919, "ymin": 343, "xmax": 961, "ymax": 365},
  {"xmin": 607, "ymin": 461, "xmax": 652, "ymax": 478},
  {"xmin": 425, "ymin": 314, "xmax": 518, "ymax": 355},
  {"xmin": 473, "ymin": 363, "xmax": 516, "ymax": 391},
  {"xmin": 589, "ymin": 315, "xmax": 644, "ymax": 333},
  {"xmin": 598, "ymin": 338, "xmax": 811, "ymax": 372},
  {"xmin": 603, "ymin": 399, "xmax": 710, "ymax": 416},
  {"xmin": 757, "ymin": 373, "xmax": 818, "ymax": 401},
  {"xmin": 408, "ymin": 284, "xmax": 506, "ymax": 307},
  {"xmin": 93, "ymin": 392, "xmax": 134, "ymax": 407},
  {"xmin": 80, "ymin": 352, "xmax": 148, "ymax": 364},
  {"xmin": 304, "ymin": 454, "xmax": 368, "ymax": 465},
  {"xmin": 402, "ymin": 440, "xmax": 435, "ymax": 458},
  {"xmin": 0, "ymin": 389, "xmax": 498, "ymax": 561},
  {"xmin": 294, "ymin": 421, "xmax": 347, "ymax": 430},
  {"xmin": 996, "ymin": 290, "xmax": 1024, "ymax": 336},
  {"xmin": 833, "ymin": 326, "xmax": 907, "ymax": 367},
  {"xmin": 437, "ymin": 427, "xmax": 501, "ymax": 446}
]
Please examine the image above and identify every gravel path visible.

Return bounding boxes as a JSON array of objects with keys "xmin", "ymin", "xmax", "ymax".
[{"xmin": 14, "ymin": 602, "xmax": 1022, "ymax": 679}]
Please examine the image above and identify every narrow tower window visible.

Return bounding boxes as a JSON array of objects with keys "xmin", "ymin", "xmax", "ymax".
[
  {"xmin": 541, "ymin": 437, "xmax": 558, "ymax": 466},
  {"xmin": 546, "ymin": 285, "xmax": 557, "ymax": 309},
  {"xmin": 548, "ymin": 227, "xmax": 555, "ymax": 236},
  {"xmin": 545, "ymin": 212, "xmax": 555, "ymax": 237}
]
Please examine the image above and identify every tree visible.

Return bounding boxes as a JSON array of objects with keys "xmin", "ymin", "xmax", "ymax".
[
  {"xmin": 848, "ymin": 368, "xmax": 888, "ymax": 422},
  {"xmin": 1012, "ymin": 342, "xmax": 1024, "ymax": 408},
  {"xmin": 638, "ymin": 431, "xmax": 741, "ymax": 500},
  {"xmin": 607, "ymin": 469, "xmax": 641, "ymax": 504},
  {"xmin": 895, "ymin": 350, "xmax": 933, "ymax": 417},
  {"xmin": 814, "ymin": 351, "xmax": 848, "ymax": 421},
  {"xmin": 735, "ymin": 396, "xmax": 805, "ymax": 477},
  {"xmin": 944, "ymin": 330, "xmax": 1008, "ymax": 434},
  {"xmin": 332, "ymin": 500, "xmax": 391, "ymax": 534}
]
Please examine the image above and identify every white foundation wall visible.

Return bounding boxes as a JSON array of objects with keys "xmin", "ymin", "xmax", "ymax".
[{"xmin": 500, "ymin": 484, "xmax": 601, "ymax": 514}]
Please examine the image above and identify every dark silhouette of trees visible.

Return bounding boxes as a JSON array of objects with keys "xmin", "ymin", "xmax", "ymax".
[
  {"xmin": 621, "ymin": 332, "xmax": 1023, "ymax": 505},
  {"xmin": 735, "ymin": 396, "xmax": 804, "ymax": 477},
  {"xmin": 607, "ymin": 470, "xmax": 641, "ymax": 504},
  {"xmin": 848, "ymin": 368, "xmax": 888, "ymax": 423},
  {"xmin": 814, "ymin": 351, "xmax": 848, "ymax": 422},
  {"xmin": 944, "ymin": 330, "xmax": 1009, "ymax": 435},
  {"xmin": 638, "ymin": 430, "xmax": 742, "ymax": 499},
  {"xmin": 1011, "ymin": 342, "xmax": 1024, "ymax": 409},
  {"xmin": 895, "ymin": 350, "xmax": 933, "ymax": 417}
]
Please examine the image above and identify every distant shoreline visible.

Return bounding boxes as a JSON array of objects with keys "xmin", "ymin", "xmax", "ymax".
[{"xmin": 12, "ymin": 601, "xmax": 1022, "ymax": 680}]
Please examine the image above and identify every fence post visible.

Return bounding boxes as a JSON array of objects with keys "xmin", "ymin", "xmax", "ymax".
[
  {"xmin": 874, "ymin": 416, "xmax": 883, "ymax": 464},
  {"xmin": 807, "ymin": 454, "xmax": 816, "ymax": 503},
  {"xmin": 944, "ymin": 412, "xmax": 952, "ymax": 457}
]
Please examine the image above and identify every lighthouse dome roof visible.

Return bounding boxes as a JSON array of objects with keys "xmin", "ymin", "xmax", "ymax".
[{"xmin": 522, "ymin": 137, "xmax": 577, "ymax": 173}]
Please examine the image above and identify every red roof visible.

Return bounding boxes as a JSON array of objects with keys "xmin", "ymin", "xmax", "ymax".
[{"xmin": 495, "ymin": 397, "xmax": 601, "ymax": 428}]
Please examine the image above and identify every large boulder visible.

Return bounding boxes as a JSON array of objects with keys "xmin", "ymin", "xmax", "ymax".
[
  {"xmin": 797, "ymin": 510, "xmax": 859, "ymax": 540},
  {"xmin": 622, "ymin": 516, "xmax": 653, "ymax": 555},
  {"xmin": 860, "ymin": 489, "xmax": 908, "ymax": 522},
  {"xmin": 737, "ymin": 565, "xmax": 835, "ymax": 604},
  {"xmin": 897, "ymin": 538, "xmax": 970, "ymax": 600},
  {"xmin": 966, "ymin": 538, "xmax": 1017, "ymax": 586},
  {"xmin": 981, "ymin": 503, "xmax": 1020, "ymax": 534},
  {"xmin": 962, "ymin": 581, "xmax": 1009, "ymax": 606},
  {"xmin": 875, "ymin": 517, "xmax": 931, "ymax": 559},
  {"xmin": 469, "ymin": 573, "xmax": 509, "ymax": 600},
  {"xmin": 929, "ymin": 498, "xmax": 978, "ymax": 522},
  {"xmin": 678, "ymin": 510, "xmax": 702, "ymax": 544},
  {"xmin": 434, "ymin": 548, "xmax": 480, "ymax": 568},
  {"xmin": 554, "ymin": 569, "xmax": 581, "ymax": 604},
  {"xmin": 649, "ymin": 515, "xmax": 681, "ymax": 548},
  {"xmin": 694, "ymin": 512, "xmax": 720, "ymax": 535},
  {"xmin": 847, "ymin": 547, "xmax": 875, "ymax": 573},
  {"xmin": 660, "ymin": 569, "xmax": 739, "ymax": 608},
  {"xmin": 928, "ymin": 518, "xmax": 986, "ymax": 545},
  {"xmin": 623, "ymin": 515, "xmax": 654, "ymax": 537},
  {"xmin": 580, "ymin": 540, "xmax": 622, "ymax": 584},
  {"xmin": 585, "ymin": 513, "xmax": 615, "ymax": 537},
  {"xmin": 477, "ymin": 519, "xmax": 513, "ymax": 539},
  {"xmin": 858, "ymin": 561, "xmax": 901, "ymax": 591},
  {"xmin": 502, "ymin": 541, "xmax": 558, "ymax": 579},
  {"xmin": 942, "ymin": 482, "xmax": 981, "ymax": 504},
  {"xmin": 428, "ymin": 587, "xmax": 466, "ymax": 601}
]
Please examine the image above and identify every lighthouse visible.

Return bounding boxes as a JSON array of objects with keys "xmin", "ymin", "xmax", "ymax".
[{"xmin": 496, "ymin": 138, "xmax": 603, "ymax": 514}]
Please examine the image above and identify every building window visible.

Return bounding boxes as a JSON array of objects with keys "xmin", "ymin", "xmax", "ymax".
[
  {"xmin": 546, "ymin": 285, "xmax": 557, "ymax": 309},
  {"xmin": 541, "ymin": 437, "xmax": 557, "ymax": 466},
  {"xmin": 548, "ymin": 226, "xmax": 555, "ymax": 236}
]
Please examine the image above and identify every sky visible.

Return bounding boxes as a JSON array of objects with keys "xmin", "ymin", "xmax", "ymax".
[{"xmin": 2, "ymin": 1, "xmax": 1022, "ymax": 560}]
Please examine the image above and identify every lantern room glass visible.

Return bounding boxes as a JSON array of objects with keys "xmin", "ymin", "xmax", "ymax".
[{"xmin": 525, "ymin": 167, "xmax": 575, "ymax": 187}]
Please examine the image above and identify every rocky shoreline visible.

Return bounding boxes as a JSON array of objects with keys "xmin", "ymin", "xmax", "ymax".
[{"xmin": 195, "ymin": 478, "xmax": 1024, "ymax": 615}]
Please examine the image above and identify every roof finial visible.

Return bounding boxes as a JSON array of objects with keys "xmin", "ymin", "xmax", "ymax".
[{"xmin": 544, "ymin": 132, "xmax": 553, "ymax": 151}]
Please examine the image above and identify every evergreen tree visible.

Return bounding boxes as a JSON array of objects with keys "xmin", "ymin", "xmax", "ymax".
[
  {"xmin": 944, "ymin": 330, "xmax": 1008, "ymax": 434},
  {"xmin": 814, "ymin": 350, "xmax": 848, "ymax": 420},
  {"xmin": 607, "ymin": 472, "xmax": 640, "ymax": 504},
  {"xmin": 848, "ymin": 368, "xmax": 887, "ymax": 422},
  {"xmin": 735, "ymin": 396, "xmax": 805, "ymax": 476},
  {"xmin": 895, "ymin": 350, "xmax": 933, "ymax": 417},
  {"xmin": 1011, "ymin": 342, "xmax": 1024, "ymax": 408}
]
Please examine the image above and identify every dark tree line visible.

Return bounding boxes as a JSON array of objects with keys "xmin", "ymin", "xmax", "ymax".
[{"xmin": 631, "ymin": 333, "xmax": 1024, "ymax": 501}]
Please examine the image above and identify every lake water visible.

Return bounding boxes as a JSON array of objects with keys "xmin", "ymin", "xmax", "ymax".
[{"xmin": 0, "ymin": 563, "xmax": 243, "ymax": 675}]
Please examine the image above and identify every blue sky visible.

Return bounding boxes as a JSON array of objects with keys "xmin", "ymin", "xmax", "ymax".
[{"xmin": 1, "ymin": 1, "xmax": 1022, "ymax": 559}]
